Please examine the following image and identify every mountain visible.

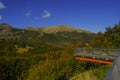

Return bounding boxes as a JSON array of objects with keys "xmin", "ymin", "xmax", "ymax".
[
  {"xmin": 0, "ymin": 23, "xmax": 96, "ymax": 80},
  {"xmin": 26, "ymin": 25, "xmax": 92, "ymax": 34},
  {"xmin": 0, "ymin": 23, "xmax": 95, "ymax": 47},
  {"xmin": 0, "ymin": 23, "xmax": 25, "ymax": 40}
]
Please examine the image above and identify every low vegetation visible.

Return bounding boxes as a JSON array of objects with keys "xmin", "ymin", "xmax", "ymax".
[
  {"xmin": 0, "ymin": 23, "xmax": 120, "ymax": 80},
  {"xmin": 71, "ymin": 65, "xmax": 111, "ymax": 80}
]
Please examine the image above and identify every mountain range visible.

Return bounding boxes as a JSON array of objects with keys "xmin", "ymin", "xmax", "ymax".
[{"xmin": 0, "ymin": 23, "xmax": 95, "ymax": 47}]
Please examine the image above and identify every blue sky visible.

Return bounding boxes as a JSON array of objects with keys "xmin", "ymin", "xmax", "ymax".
[{"xmin": 0, "ymin": 0, "xmax": 120, "ymax": 33}]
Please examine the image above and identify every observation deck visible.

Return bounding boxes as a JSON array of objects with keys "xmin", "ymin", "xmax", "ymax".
[{"xmin": 74, "ymin": 48, "xmax": 120, "ymax": 64}]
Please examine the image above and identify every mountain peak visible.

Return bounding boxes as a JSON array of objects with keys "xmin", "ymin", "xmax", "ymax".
[
  {"xmin": 0, "ymin": 23, "xmax": 13, "ymax": 30},
  {"xmin": 26, "ymin": 25, "xmax": 93, "ymax": 34},
  {"xmin": 40, "ymin": 25, "xmax": 92, "ymax": 34}
]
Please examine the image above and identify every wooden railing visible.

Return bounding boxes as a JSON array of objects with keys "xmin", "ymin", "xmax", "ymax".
[{"xmin": 74, "ymin": 48, "xmax": 120, "ymax": 61}]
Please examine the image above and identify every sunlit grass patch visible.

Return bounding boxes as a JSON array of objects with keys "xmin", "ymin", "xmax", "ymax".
[{"xmin": 16, "ymin": 46, "xmax": 33, "ymax": 54}]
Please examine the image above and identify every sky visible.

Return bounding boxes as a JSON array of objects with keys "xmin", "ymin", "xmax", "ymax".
[{"xmin": 0, "ymin": 0, "xmax": 120, "ymax": 33}]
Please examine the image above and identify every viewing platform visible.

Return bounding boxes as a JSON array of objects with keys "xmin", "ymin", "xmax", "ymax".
[{"xmin": 74, "ymin": 48, "xmax": 120, "ymax": 64}]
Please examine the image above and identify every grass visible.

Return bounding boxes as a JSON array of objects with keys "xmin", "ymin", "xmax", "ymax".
[
  {"xmin": 70, "ymin": 65, "xmax": 111, "ymax": 80},
  {"xmin": 16, "ymin": 46, "xmax": 33, "ymax": 54},
  {"xmin": 70, "ymin": 70, "xmax": 97, "ymax": 80}
]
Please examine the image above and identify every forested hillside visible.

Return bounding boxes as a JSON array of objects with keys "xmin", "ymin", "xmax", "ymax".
[
  {"xmin": 71, "ymin": 22, "xmax": 120, "ymax": 80},
  {"xmin": 90, "ymin": 23, "xmax": 120, "ymax": 48},
  {"xmin": 0, "ymin": 23, "xmax": 120, "ymax": 80}
]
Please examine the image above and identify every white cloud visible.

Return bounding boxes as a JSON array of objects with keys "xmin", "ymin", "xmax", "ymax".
[
  {"xmin": 42, "ymin": 10, "xmax": 51, "ymax": 18},
  {"xmin": 0, "ymin": 15, "xmax": 2, "ymax": 20},
  {"xmin": 34, "ymin": 17, "xmax": 39, "ymax": 20},
  {"xmin": 0, "ymin": 2, "xmax": 6, "ymax": 9},
  {"xmin": 25, "ymin": 12, "xmax": 31, "ymax": 16}
]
